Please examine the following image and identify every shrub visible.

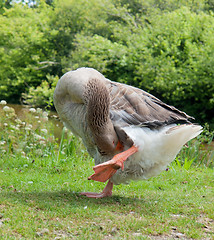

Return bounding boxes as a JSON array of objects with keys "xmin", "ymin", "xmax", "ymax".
[
  {"xmin": 71, "ymin": 7, "xmax": 214, "ymax": 127},
  {"xmin": 0, "ymin": 1, "xmax": 213, "ymax": 128}
]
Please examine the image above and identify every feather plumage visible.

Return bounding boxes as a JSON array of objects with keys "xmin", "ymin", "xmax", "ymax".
[{"xmin": 53, "ymin": 67, "xmax": 202, "ymax": 197}]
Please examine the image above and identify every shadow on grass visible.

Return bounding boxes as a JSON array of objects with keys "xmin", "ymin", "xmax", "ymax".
[{"xmin": 1, "ymin": 189, "xmax": 161, "ymax": 215}]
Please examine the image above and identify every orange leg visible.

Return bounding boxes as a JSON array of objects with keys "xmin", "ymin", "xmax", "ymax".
[
  {"xmin": 80, "ymin": 180, "xmax": 113, "ymax": 198},
  {"xmin": 88, "ymin": 145, "xmax": 138, "ymax": 182}
]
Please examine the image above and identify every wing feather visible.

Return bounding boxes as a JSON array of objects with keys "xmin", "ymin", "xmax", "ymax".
[{"xmin": 107, "ymin": 81, "xmax": 193, "ymax": 129}]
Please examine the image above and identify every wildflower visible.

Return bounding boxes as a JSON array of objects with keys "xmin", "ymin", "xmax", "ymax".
[
  {"xmin": 0, "ymin": 141, "xmax": 6, "ymax": 145},
  {"xmin": 36, "ymin": 108, "xmax": 42, "ymax": 113},
  {"xmin": 0, "ymin": 100, "xmax": 7, "ymax": 105},
  {"xmin": 36, "ymin": 149, "xmax": 43, "ymax": 156},
  {"xmin": 33, "ymin": 133, "xmax": 44, "ymax": 141},
  {"xmin": 43, "ymin": 111, "xmax": 48, "ymax": 117},
  {"xmin": 41, "ymin": 129, "xmax": 48, "ymax": 134},
  {"xmin": 25, "ymin": 124, "xmax": 32, "ymax": 131},
  {"xmin": 68, "ymin": 131, "xmax": 73, "ymax": 137},
  {"xmin": 21, "ymin": 151, "xmax": 26, "ymax": 157},
  {"xmin": 11, "ymin": 125, "xmax": 19, "ymax": 130},
  {"xmin": 43, "ymin": 117, "xmax": 48, "ymax": 122},
  {"xmin": 3, "ymin": 106, "xmax": 10, "ymax": 112},
  {"xmin": 29, "ymin": 108, "xmax": 36, "ymax": 113},
  {"xmin": 3, "ymin": 123, "xmax": 8, "ymax": 127},
  {"xmin": 39, "ymin": 140, "xmax": 46, "ymax": 146},
  {"xmin": 3, "ymin": 106, "xmax": 15, "ymax": 116},
  {"xmin": 15, "ymin": 118, "xmax": 22, "ymax": 124}
]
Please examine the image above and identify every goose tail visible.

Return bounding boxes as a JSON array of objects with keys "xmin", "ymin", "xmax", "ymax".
[{"xmin": 165, "ymin": 124, "xmax": 203, "ymax": 150}]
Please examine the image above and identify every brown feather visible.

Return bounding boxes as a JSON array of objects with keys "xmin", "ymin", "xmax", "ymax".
[{"xmin": 107, "ymin": 81, "xmax": 193, "ymax": 128}]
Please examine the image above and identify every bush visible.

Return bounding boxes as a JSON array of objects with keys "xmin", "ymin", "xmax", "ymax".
[
  {"xmin": 0, "ymin": 1, "xmax": 213, "ymax": 128},
  {"xmin": 22, "ymin": 74, "xmax": 58, "ymax": 108},
  {"xmin": 0, "ymin": 2, "xmax": 57, "ymax": 102},
  {"xmin": 71, "ymin": 7, "xmax": 214, "ymax": 127}
]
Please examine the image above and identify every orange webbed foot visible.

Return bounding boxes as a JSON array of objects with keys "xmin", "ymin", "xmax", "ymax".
[
  {"xmin": 88, "ymin": 161, "xmax": 119, "ymax": 182},
  {"xmin": 88, "ymin": 145, "xmax": 138, "ymax": 182},
  {"xmin": 80, "ymin": 180, "xmax": 113, "ymax": 198}
]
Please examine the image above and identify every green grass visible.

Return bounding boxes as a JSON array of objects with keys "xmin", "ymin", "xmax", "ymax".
[
  {"xmin": 0, "ymin": 104, "xmax": 213, "ymax": 239},
  {"xmin": 0, "ymin": 154, "xmax": 213, "ymax": 239}
]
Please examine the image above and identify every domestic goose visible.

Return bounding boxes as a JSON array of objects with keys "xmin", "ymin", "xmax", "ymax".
[{"xmin": 53, "ymin": 67, "xmax": 202, "ymax": 198}]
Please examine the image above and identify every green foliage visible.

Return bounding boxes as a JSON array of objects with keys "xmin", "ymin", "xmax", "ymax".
[
  {"xmin": 0, "ymin": 0, "xmax": 214, "ymax": 127},
  {"xmin": 71, "ymin": 6, "xmax": 214, "ymax": 127},
  {"xmin": 139, "ymin": 8, "xmax": 214, "ymax": 126},
  {"xmin": 0, "ymin": 0, "xmax": 12, "ymax": 13},
  {"xmin": 0, "ymin": 103, "xmax": 85, "ymax": 167},
  {"xmin": 22, "ymin": 74, "xmax": 58, "ymax": 107},
  {"xmin": 0, "ymin": 104, "xmax": 56, "ymax": 159},
  {"xmin": 0, "ymin": 2, "xmax": 57, "ymax": 102}
]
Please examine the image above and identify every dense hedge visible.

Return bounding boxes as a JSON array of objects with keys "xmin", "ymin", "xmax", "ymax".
[{"xmin": 0, "ymin": 0, "xmax": 214, "ymax": 128}]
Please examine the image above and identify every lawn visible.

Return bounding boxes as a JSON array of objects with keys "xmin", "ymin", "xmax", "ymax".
[
  {"xmin": 0, "ymin": 154, "xmax": 213, "ymax": 239},
  {"xmin": 0, "ymin": 104, "xmax": 213, "ymax": 239}
]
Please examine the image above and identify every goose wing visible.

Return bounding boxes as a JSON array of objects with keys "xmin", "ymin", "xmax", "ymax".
[{"xmin": 106, "ymin": 81, "xmax": 193, "ymax": 146}]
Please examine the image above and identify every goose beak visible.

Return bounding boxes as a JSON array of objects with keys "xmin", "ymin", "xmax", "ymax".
[{"xmin": 115, "ymin": 140, "xmax": 124, "ymax": 151}]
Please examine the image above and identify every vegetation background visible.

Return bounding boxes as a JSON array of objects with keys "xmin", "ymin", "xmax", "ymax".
[
  {"xmin": 0, "ymin": 0, "xmax": 214, "ymax": 129},
  {"xmin": 0, "ymin": 1, "xmax": 213, "ymax": 239}
]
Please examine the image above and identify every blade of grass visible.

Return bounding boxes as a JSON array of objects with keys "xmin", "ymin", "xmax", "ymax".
[{"xmin": 56, "ymin": 126, "xmax": 66, "ymax": 164}]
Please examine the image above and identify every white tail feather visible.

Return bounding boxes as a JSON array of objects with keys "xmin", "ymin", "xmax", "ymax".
[
  {"xmin": 164, "ymin": 124, "xmax": 203, "ymax": 155},
  {"xmin": 112, "ymin": 124, "xmax": 203, "ymax": 184}
]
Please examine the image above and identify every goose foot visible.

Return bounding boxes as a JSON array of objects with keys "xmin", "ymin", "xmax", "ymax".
[
  {"xmin": 88, "ymin": 145, "xmax": 138, "ymax": 182},
  {"xmin": 80, "ymin": 180, "xmax": 113, "ymax": 198}
]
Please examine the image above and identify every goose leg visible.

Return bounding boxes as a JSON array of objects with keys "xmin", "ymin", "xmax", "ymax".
[
  {"xmin": 80, "ymin": 180, "xmax": 113, "ymax": 198},
  {"xmin": 88, "ymin": 145, "xmax": 138, "ymax": 182}
]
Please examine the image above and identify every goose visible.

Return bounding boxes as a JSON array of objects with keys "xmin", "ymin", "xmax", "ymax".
[{"xmin": 53, "ymin": 67, "xmax": 202, "ymax": 198}]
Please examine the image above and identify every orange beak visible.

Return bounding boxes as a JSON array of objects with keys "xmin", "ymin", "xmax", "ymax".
[{"xmin": 115, "ymin": 140, "xmax": 124, "ymax": 151}]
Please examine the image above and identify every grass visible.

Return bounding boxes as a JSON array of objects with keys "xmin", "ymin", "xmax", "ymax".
[
  {"xmin": 0, "ymin": 155, "xmax": 213, "ymax": 239},
  {"xmin": 0, "ymin": 103, "xmax": 213, "ymax": 239}
]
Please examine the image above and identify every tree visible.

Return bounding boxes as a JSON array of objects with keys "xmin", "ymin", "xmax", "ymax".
[{"xmin": 0, "ymin": 2, "xmax": 57, "ymax": 102}]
